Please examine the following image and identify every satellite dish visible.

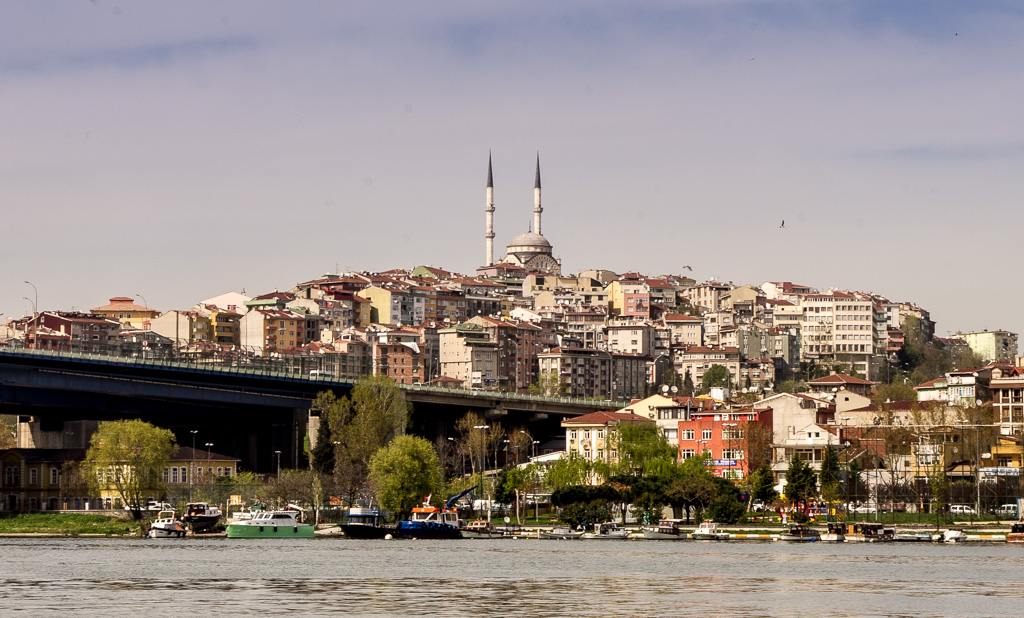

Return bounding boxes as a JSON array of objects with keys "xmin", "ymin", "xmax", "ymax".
[
  {"xmin": 670, "ymin": 386, "xmax": 678, "ymax": 394},
  {"xmin": 504, "ymin": 516, "xmax": 511, "ymax": 524},
  {"xmin": 661, "ymin": 385, "xmax": 669, "ymax": 394}
]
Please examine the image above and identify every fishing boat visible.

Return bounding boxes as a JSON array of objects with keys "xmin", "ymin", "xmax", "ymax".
[
  {"xmin": 582, "ymin": 522, "xmax": 630, "ymax": 540},
  {"xmin": 226, "ymin": 509, "xmax": 315, "ymax": 538},
  {"xmin": 690, "ymin": 521, "xmax": 730, "ymax": 541},
  {"xmin": 538, "ymin": 526, "xmax": 584, "ymax": 540},
  {"xmin": 844, "ymin": 522, "xmax": 893, "ymax": 543},
  {"xmin": 183, "ymin": 502, "xmax": 223, "ymax": 533},
  {"xmin": 148, "ymin": 510, "xmax": 187, "ymax": 538},
  {"xmin": 1006, "ymin": 522, "xmax": 1024, "ymax": 544},
  {"xmin": 396, "ymin": 487, "xmax": 474, "ymax": 540},
  {"xmin": 820, "ymin": 522, "xmax": 845, "ymax": 542},
  {"xmin": 460, "ymin": 519, "xmax": 506, "ymax": 539},
  {"xmin": 340, "ymin": 501, "xmax": 396, "ymax": 539},
  {"xmin": 778, "ymin": 524, "xmax": 819, "ymax": 542},
  {"xmin": 641, "ymin": 519, "xmax": 687, "ymax": 540}
]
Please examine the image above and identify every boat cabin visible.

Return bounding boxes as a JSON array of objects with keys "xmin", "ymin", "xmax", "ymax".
[
  {"xmin": 251, "ymin": 511, "xmax": 301, "ymax": 525},
  {"xmin": 409, "ymin": 506, "xmax": 461, "ymax": 527}
]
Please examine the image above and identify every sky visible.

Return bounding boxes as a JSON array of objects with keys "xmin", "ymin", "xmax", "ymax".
[{"xmin": 3, "ymin": 1, "xmax": 1024, "ymax": 338}]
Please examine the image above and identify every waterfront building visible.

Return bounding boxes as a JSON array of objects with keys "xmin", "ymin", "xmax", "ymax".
[{"xmin": 561, "ymin": 410, "xmax": 655, "ymax": 484}]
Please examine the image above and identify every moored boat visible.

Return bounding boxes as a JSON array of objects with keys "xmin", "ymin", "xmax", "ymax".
[
  {"xmin": 340, "ymin": 501, "xmax": 396, "ymax": 539},
  {"xmin": 226, "ymin": 509, "xmax": 315, "ymax": 539},
  {"xmin": 844, "ymin": 522, "xmax": 893, "ymax": 543},
  {"xmin": 1007, "ymin": 522, "xmax": 1024, "ymax": 544},
  {"xmin": 942, "ymin": 528, "xmax": 968, "ymax": 543},
  {"xmin": 183, "ymin": 502, "xmax": 223, "ymax": 533},
  {"xmin": 538, "ymin": 526, "xmax": 584, "ymax": 540},
  {"xmin": 778, "ymin": 524, "xmax": 819, "ymax": 542},
  {"xmin": 691, "ymin": 521, "xmax": 730, "ymax": 541},
  {"xmin": 460, "ymin": 519, "xmax": 506, "ymax": 539},
  {"xmin": 582, "ymin": 522, "xmax": 630, "ymax": 540},
  {"xmin": 148, "ymin": 510, "xmax": 187, "ymax": 538},
  {"xmin": 396, "ymin": 487, "xmax": 474, "ymax": 540},
  {"xmin": 642, "ymin": 519, "xmax": 687, "ymax": 540},
  {"xmin": 893, "ymin": 531, "xmax": 938, "ymax": 542},
  {"xmin": 820, "ymin": 522, "xmax": 845, "ymax": 542}
]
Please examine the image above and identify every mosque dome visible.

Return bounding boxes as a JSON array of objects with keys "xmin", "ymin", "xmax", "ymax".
[{"xmin": 507, "ymin": 231, "xmax": 551, "ymax": 249}]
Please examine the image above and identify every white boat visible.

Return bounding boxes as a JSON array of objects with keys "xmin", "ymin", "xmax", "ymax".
[
  {"xmin": 582, "ymin": 522, "xmax": 630, "ymax": 540},
  {"xmin": 894, "ymin": 531, "xmax": 938, "ymax": 542},
  {"xmin": 691, "ymin": 521, "xmax": 729, "ymax": 541},
  {"xmin": 642, "ymin": 519, "xmax": 687, "ymax": 540},
  {"xmin": 538, "ymin": 526, "xmax": 584, "ymax": 540},
  {"xmin": 942, "ymin": 529, "xmax": 968, "ymax": 543},
  {"xmin": 148, "ymin": 510, "xmax": 187, "ymax": 539}
]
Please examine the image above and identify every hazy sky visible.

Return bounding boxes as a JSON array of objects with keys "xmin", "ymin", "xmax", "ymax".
[{"xmin": 3, "ymin": 1, "xmax": 1023, "ymax": 338}]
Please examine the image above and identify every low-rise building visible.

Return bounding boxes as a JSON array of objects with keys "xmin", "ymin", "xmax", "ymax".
[{"xmin": 561, "ymin": 410, "xmax": 655, "ymax": 484}]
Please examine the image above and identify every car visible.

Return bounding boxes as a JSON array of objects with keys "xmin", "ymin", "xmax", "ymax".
[
  {"xmin": 994, "ymin": 504, "xmax": 1018, "ymax": 517},
  {"xmin": 850, "ymin": 504, "xmax": 876, "ymax": 513},
  {"xmin": 950, "ymin": 504, "xmax": 976, "ymax": 515}
]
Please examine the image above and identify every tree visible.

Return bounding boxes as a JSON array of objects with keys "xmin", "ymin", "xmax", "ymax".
[
  {"xmin": 708, "ymin": 476, "xmax": 746, "ymax": 524},
  {"xmin": 700, "ymin": 364, "xmax": 731, "ymax": 394},
  {"xmin": 872, "ymin": 379, "xmax": 918, "ymax": 407},
  {"xmin": 310, "ymin": 412, "xmax": 334, "ymax": 475},
  {"xmin": 608, "ymin": 422, "xmax": 676, "ymax": 478},
  {"xmin": 529, "ymin": 370, "xmax": 565, "ymax": 396},
  {"xmin": 783, "ymin": 452, "xmax": 817, "ymax": 506},
  {"xmin": 819, "ymin": 445, "xmax": 842, "ymax": 505},
  {"xmin": 776, "ymin": 380, "xmax": 806, "ymax": 394},
  {"xmin": 748, "ymin": 464, "xmax": 778, "ymax": 509},
  {"xmin": 84, "ymin": 419, "xmax": 177, "ymax": 521},
  {"xmin": 0, "ymin": 414, "xmax": 16, "ymax": 449},
  {"xmin": 544, "ymin": 452, "xmax": 596, "ymax": 489},
  {"xmin": 682, "ymin": 370, "xmax": 695, "ymax": 398},
  {"xmin": 665, "ymin": 455, "xmax": 718, "ymax": 522},
  {"xmin": 369, "ymin": 435, "xmax": 443, "ymax": 521}
]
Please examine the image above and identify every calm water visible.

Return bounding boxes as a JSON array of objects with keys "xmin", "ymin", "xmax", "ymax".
[{"xmin": 1, "ymin": 537, "xmax": 1022, "ymax": 617}]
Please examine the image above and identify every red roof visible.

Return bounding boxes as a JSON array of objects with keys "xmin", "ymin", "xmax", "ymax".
[
  {"xmin": 562, "ymin": 410, "xmax": 655, "ymax": 425},
  {"xmin": 807, "ymin": 374, "xmax": 874, "ymax": 386}
]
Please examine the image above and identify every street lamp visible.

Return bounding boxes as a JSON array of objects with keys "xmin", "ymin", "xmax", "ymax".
[
  {"xmin": 24, "ymin": 281, "xmax": 37, "ymax": 315},
  {"xmin": 189, "ymin": 430, "xmax": 198, "ymax": 489},
  {"xmin": 205, "ymin": 443, "xmax": 213, "ymax": 480},
  {"xmin": 274, "ymin": 450, "xmax": 282, "ymax": 478},
  {"xmin": 135, "ymin": 294, "xmax": 150, "ymax": 330}
]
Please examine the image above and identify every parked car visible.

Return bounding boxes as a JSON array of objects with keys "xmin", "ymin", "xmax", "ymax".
[
  {"xmin": 950, "ymin": 504, "xmax": 976, "ymax": 515},
  {"xmin": 850, "ymin": 503, "xmax": 876, "ymax": 513}
]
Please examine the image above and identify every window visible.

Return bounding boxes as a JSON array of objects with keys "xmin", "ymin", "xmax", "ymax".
[
  {"xmin": 597, "ymin": 430, "xmax": 604, "ymax": 439},
  {"xmin": 162, "ymin": 468, "xmax": 169, "ymax": 483},
  {"xmin": 702, "ymin": 429, "xmax": 712, "ymax": 440},
  {"xmin": 171, "ymin": 467, "xmax": 179, "ymax": 484},
  {"xmin": 680, "ymin": 449, "xmax": 696, "ymax": 459},
  {"xmin": 217, "ymin": 467, "xmax": 224, "ymax": 477},
  {"xmin": 569, "ymin": 431, "xmax": 577, "ymax": 440},
  {"xmin": 180, "ymin": 468, "xmax": 188, "ymax": 485},
  {"xmin": 597, "ymin": 449, "xmax": 604, "ymax": 460},
  {"xmin": 29, "ymin": 468, "xmax": 37, "ymax": 485},
  {"xmin": 680, "ymin": 429, "xmax": 695, "ymax": 441},
  {"xmin": 51, "ymin": 467, "xmax": 59, "ymax": 485},
  {"xmin": 584, "ymin": 430, "xmax": 591, "ymax": 440}
]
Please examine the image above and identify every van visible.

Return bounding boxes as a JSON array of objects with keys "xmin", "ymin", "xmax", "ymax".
[
  {"xmin": 309, "ymin": 370, "xmax": 333, "ymax": 378},
  {"xmin": 950, "ymin": 504, "xmax": 976, "ymax": 515},
  {"xmin": 995, "ymin": 504, "xmax": 1018, "ymax": 517}
]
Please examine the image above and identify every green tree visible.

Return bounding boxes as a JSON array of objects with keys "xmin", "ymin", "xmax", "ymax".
[
  {"xmin": 665, "ymin": 455, "xmax": 718, "ymax": 522},
  {"xmin": 748, "ymin": 464, "xmax": 778, "ymax": 509},
  {"xmin": 608, "ymin": 422, "xmax": 677, "ymax": 478},
  {"xmin": 819, "ymin": 445, "xmax": 842, "ymax": 505},
  {"xmin": 707, "ymin": 476, "xmax": 746, "ymax": 524},
  {"xmin": 544, "ymin": 452, "xmax": 595, "ymax": 490},
  {"xmin": 369, "ymin": 435, "xmax": 443, "ymax": 521},
  {"xmin": 783, "ymin": 452, "xmax": 817, "ymax": 505},
  {"xmin": 0, "ymin": 414, "xmax": 16, "ymax": 449},
  {"xmin": 84, "ymin": 419, "xmax": 177, "ymax": 521},
  {"xmin": 682, "ymin": 370, "xmax": 695, "ymax": 397},
  {"xmin": 872, "ymin": 379, "xmax": 918, "ymax": 406},
  {"xmin": 310, "ymin": 413, "xmax": 334, "ymax": 475},
  {"xmin": 529, "ymin": 370, "xmax": 566, "ymax": 396},
  {"xmin": 700, "ymin": 364, "xmax": 732, "ymax": 394},
  {"xmin": 776, "ymin": 380, "xmax": 806, "ymax": 394}
]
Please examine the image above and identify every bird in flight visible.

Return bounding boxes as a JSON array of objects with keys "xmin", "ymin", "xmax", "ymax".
[{"xmin": 780, "ymin": 220, "xmax": 785, "ymax": 228}]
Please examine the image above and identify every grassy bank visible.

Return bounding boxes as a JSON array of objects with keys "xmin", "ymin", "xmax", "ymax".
[{"xmin": 0, "ymin": 513, "xmax": 136, "ymax": 536}]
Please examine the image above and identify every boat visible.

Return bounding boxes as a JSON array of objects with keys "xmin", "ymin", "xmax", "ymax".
[
  {"xmin": 582, "ymin": 522, "xmax": 630, "ymax": 540},
  {"xmin": 1007, "ymin": 522, "xmax": 1024, "ymax": 544},
  {"xmin": 942, "ymin": 528, "xmax": 968, "ymax": 543},
  {"xmin": 396, "ymin": 487, "xmax": 474, "ymax": 540},
  {"xmin": 778, "ymin": 524, "xmax": 819, "ymax": 542},
  {"xmin": 148, "ymin": 510, "xmax": 187, "ymax": 538},
  {"xmin": 226, "ymin": 509, "xmax": 315, "ymax": 538},
  {"xmin": 690, "ymin": 521, "xmax": 730, "ymax": 541},
  {"xmin": 820, "ymin": 522, "xmax": 845, "ymax": 542},
  {"xmin": 340, "ymin": 501, "xmax": 396, "ymax": 539},
  {"xmin": 642, "ymin": 519, "xmax": 687, "ymax": 540},
  {"xmin": 893, "ymin": 531, "xmax": 938, "ymax": 542},
  {"xmin": 460, "ymin": 519, "xmax": 506, "ymax": 539},
  {"xmin": 538, "ymin": 526, "xmax": 584, "ymax": 540},
  {"xmin": 844, "ymin": 522, "xmax": 893, "ymax": 543},
  {"xmin": 183, "ymin": 502, "xmax": 223, "ymax": 533}
]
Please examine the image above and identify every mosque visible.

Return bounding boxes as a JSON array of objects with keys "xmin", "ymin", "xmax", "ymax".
[{"xmin": 483, "ymin": 154, "xmax": 561, "ymax": 275}]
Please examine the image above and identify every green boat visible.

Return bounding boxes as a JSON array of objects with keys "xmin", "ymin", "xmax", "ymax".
[{"xmin": 226, "ymin": 510, "xmax": 315, "ymax": 538}]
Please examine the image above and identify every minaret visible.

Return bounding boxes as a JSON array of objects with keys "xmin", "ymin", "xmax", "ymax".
[
  {"xmin": 485, "ymin": 153, "xmax": 495, "ymax": 266},
  {"xmin": 533, "ymin": 153, "xmax": 543, "ymax": 236}
]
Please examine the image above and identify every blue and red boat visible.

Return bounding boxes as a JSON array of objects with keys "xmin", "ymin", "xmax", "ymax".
[{"xmin": 396, "ymin": 487, "xmax": 474, "ymax": 539}]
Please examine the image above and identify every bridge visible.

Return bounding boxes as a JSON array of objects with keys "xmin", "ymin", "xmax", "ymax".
[{"xmin": 0, "ymin": 349, "xmax": 621, "ymax": 472}]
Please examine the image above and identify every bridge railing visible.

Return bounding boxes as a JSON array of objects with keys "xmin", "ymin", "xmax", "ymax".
[{"xmin": 0, "ymin": 346, "xmax": 626, "ymax": 408}]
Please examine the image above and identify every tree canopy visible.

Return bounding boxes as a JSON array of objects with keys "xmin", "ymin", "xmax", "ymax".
[
  {"xmin": 700, "ymin": 364, "xmax": 732, "ymax": 394},
  {"xmin": 608, "ymin": 422, "xmax": 676, "ymax": 478},
  {"xmin": 783, "ymin": 452, "xmax": 817, "ymax": 504},
  {"xmin": 84, "ymin": 419, "xmax": 177, "ymax": 520},
  {"xmin": 368, "ymin": 434, "xmax": 443, "ymax": 521}
]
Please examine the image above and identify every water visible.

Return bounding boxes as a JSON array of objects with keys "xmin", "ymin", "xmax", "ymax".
[{"xmin": 2, "ymin": 537, "xmax": 1022, "ymax": 617}]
